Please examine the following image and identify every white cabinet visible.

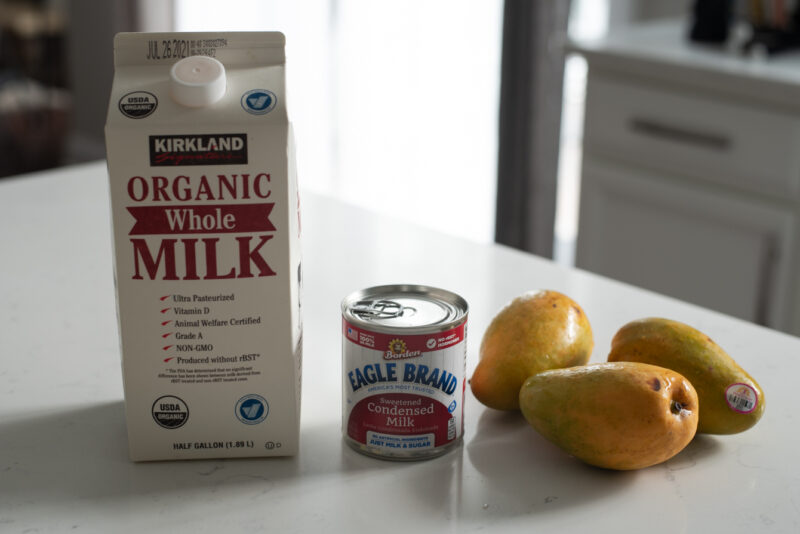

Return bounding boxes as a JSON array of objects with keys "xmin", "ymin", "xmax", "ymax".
[
  {"xmin": 578, "ymin": 160, "xmax": 794, "ymax": 327},
  {"xmin": 573, "ymin": 22, "xmax": 800, "ymax": 334}
]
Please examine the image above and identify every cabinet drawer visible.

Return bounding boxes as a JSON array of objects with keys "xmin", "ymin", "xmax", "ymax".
[
  {"xmin": 576, "ymin": 160, "xmax": 795, "ymax": 329},
  {"xmin": 583, "ymin": 75, "xmax": 800, "ymax": 198}
]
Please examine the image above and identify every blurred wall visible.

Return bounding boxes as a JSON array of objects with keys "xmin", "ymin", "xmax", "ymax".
[{"xmin": 65, "ymin": 0, "xmax": 174, "ymax": 162}]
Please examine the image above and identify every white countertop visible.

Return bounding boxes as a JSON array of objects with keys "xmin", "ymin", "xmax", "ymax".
[{"xmin": 2, "ymin": 161, "xmax": 799, "ymax": 532}]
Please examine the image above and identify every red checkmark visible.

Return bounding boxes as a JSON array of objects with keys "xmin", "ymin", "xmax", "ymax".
[
  {"xmin": 160, "ymin": 295, "xmax": 170, "ymax": 301},
  {"xmin": 163, "ymin": 345, "xmax": 173, "ymax": 351},
  {"xmin": 161, "ymin": 320, "xmax": 172, "ymax": 326},
  {"xmin": 162, "ymin": 332, "xmax": 173, "ymax": 338},
  {"xmin": 164, "ymin": 357, "xmax": 175, "ymax": 363},
  {"xmin": 161, "ymin": 308, "xmax": 170, "ymax": 314}
]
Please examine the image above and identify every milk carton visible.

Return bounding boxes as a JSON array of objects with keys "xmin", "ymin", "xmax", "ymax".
[{"xmin": 105, "ymin": 32, "xmax": 301, "ymax": 461}]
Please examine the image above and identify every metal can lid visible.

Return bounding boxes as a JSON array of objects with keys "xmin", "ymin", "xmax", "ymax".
[{"xmin": 342, "ymin": 284, "xmax": 468, "ymax": 335}]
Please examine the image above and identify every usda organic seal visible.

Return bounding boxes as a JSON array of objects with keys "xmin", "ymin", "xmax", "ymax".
[
  {"xmin": 152, "ymin": 395, "xmax": 189, "ymax": 429},
  {"xmin": 119, "ymin": 91, "xmax": 158, "ymax": 119}
]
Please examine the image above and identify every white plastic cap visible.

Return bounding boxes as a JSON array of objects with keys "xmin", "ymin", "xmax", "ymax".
[{"xmin": 169, "ymin": 55, "xmax": 226, "ymax": 107}]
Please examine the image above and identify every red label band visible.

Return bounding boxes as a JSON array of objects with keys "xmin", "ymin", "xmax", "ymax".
[
  {"xmin": 343, "ymin": 319, "xmax": 465, "ymax": 358},
  {"xmin": 128, "ymin": 203, "xmax": 275, "ymax": 235},
  {"xmin": 347, "ymin": 393, "xmax": 455, "ymax": 446}
]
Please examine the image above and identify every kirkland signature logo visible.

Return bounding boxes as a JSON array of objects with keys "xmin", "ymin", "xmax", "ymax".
[{"xmin": 149, "ymin": 134, "xmax": 248, "ymax": 166}]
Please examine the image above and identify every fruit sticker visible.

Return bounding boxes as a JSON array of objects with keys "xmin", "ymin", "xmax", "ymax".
[{"xmin": 725, "ymin": 383, "xmax": 758, "ymax": 414}]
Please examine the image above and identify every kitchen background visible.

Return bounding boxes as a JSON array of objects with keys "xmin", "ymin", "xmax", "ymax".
[{"xmin": 4, "ymin": 0, "xmax": 800, "ymax": 336}]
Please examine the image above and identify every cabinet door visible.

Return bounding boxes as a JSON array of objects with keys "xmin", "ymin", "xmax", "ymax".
[{"xmin": 576, "ymin": 159, "xmax": 795, "ymax": 328}]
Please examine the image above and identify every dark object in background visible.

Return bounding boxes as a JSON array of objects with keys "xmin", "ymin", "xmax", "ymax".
[
  {"xmin": 0, "ymin": 0, "xmax": 69, "ymax": 178},
  {"xmin": 689, "ymin": 0, "xmax": 733, "ymax": 44},
  {"xmin": 743, "ymin": 3, "xmax": 800, "ymax": 55},
  {"xmin": 689, "ymin": 0, "xmax": 800, "ymax": 56},
  {"xmin": 0, "ymin": 77, "xmax": 69, "ymax": 177}
]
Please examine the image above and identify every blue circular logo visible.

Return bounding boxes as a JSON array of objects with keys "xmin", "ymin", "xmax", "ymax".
[
  {"xmin": 235, "ymin": 394, "xmax": 269, "ymax": 424},
  {"xmin": 241, "ymin": 89, "xmax": 277, "ymax": 115},
  {"xmin": 448, "ymin": 400, "xmax": 457, "ymax": 413}
]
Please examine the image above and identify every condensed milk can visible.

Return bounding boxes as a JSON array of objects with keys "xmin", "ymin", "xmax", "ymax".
[{"xmin": 341, "ymin": 285, "xmax": 468, "ymax": 460}]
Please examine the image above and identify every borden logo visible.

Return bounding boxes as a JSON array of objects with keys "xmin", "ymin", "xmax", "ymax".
[
  {"xmin": 384, "ymin": 338, "xmax": 421, "ymax": 361},
  {"xmin": 149, "ymin": 133, "xmax": 248, "ymax": 166}
]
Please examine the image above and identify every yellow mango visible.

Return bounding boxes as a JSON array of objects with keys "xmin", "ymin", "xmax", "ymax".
[
  {"xmin": 470, "ymin": 290, "xmax": 593, "ymax": 410},
  {"xmin": 608, "ymin": 318, "xmax": 764, "ymax": 434},
  {"xmin": 519, "ymin": 362, "xmax": 699, "ymax": 470}
]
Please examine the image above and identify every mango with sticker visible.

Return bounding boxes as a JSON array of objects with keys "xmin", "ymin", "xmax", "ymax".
[{"xmin": 608, "ymin": 318, "xmax": 764, "ymax": 434}]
